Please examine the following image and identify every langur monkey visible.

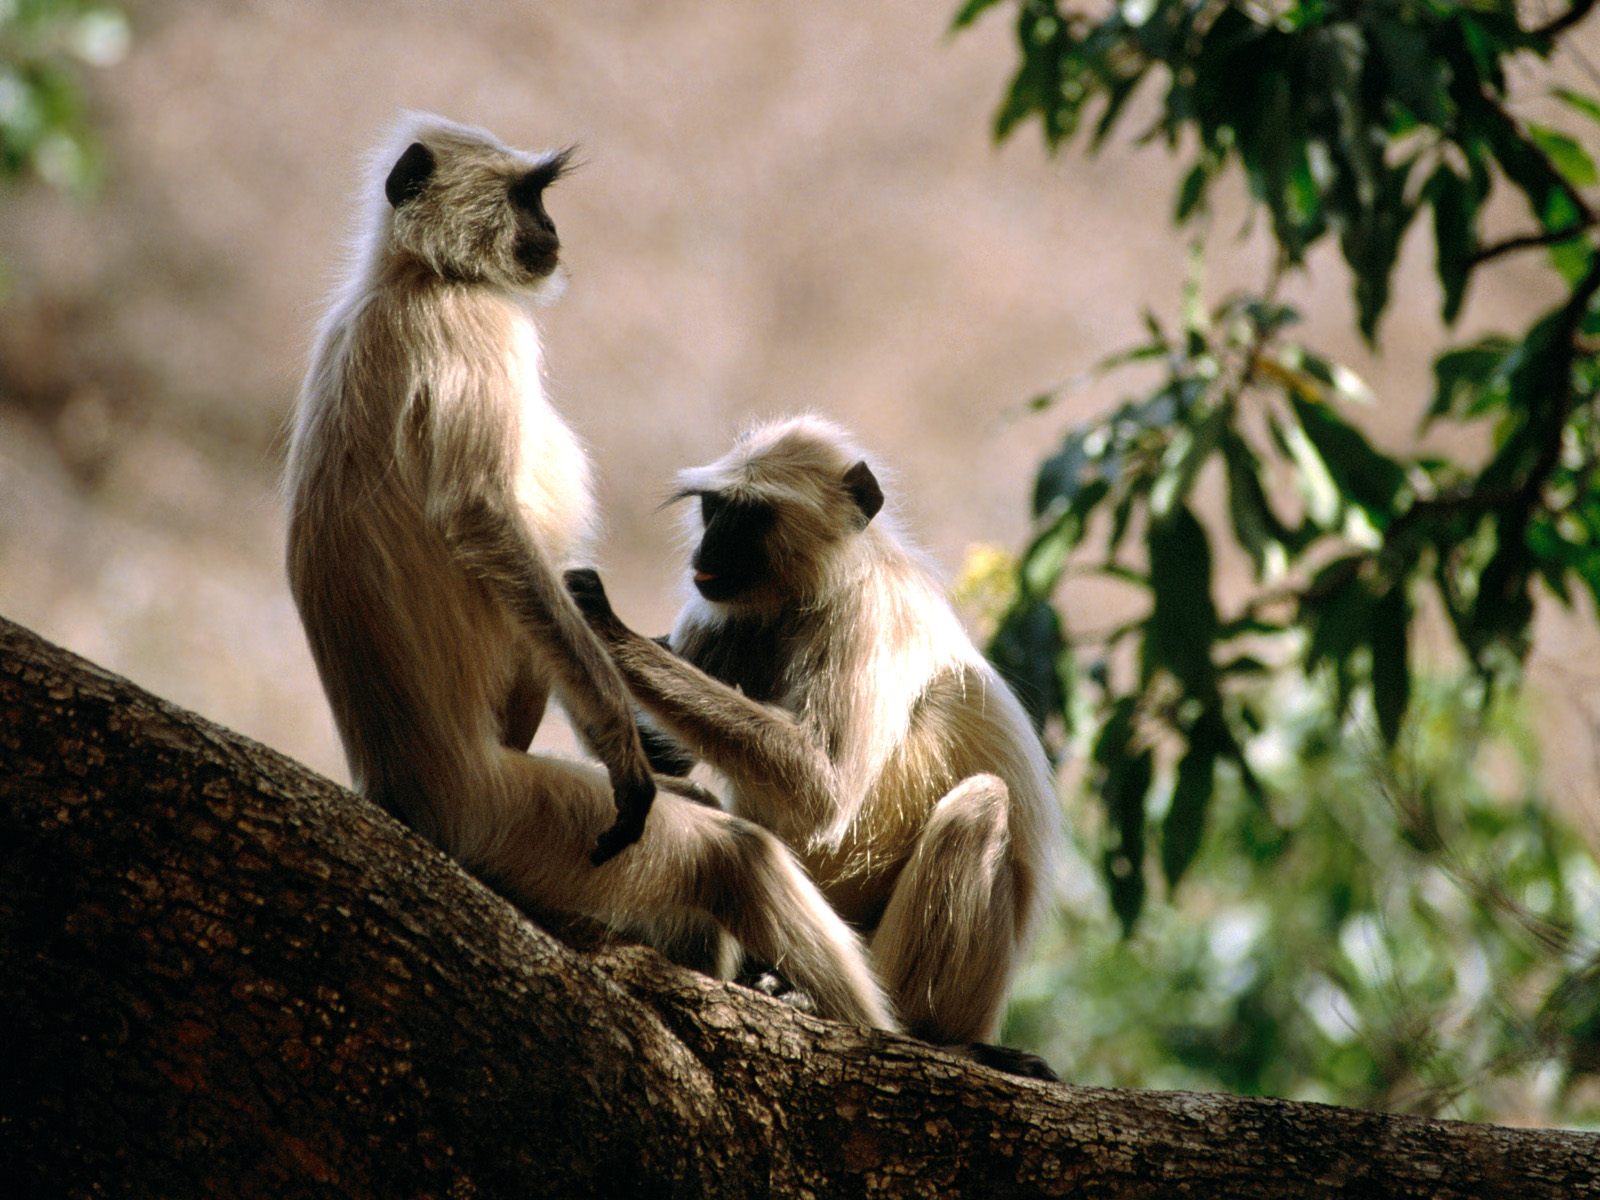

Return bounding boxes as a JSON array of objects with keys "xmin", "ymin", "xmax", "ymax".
[
  {"xmin": 566, "ymin": 416, "xmax": 1061, "ymax": 1064},
  {"xmin": 285, "ymin": 115, "xmax": 895, "ymax": 1031}
]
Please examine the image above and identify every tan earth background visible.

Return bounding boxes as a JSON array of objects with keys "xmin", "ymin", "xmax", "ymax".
[{"xmin": 3, "ymin": 0, "xmax": 1598, "ymax": 846}]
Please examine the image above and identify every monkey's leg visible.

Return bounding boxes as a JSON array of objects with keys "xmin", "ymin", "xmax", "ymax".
[
  {"xmin": 869, "ymin": 775, "xmax": 1030, "ymax": 1047},
  {"xmin": 480, "ymin": 750, "xmax": 898, "ymax": 1032},
  {"xmin": 442, "ymin": 501, "xmax": 656, "ymax": 863},
  {"xmin": 636, "ymin": 911, "xmax": 738, "ymax": 980}
]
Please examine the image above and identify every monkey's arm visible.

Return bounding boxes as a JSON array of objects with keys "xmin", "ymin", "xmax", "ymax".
[
  {"xmin": 565, "ymin": 569, "xmax": 841, "ymax": 841},
  {"xmin": 440, "ymin": 500, "xmax": 655, "ymax": 864}
]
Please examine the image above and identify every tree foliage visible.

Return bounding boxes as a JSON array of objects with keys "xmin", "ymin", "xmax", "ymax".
[
  {"xmin": 953, "ymin": 2, "xmax": 1600, "ymax": 1126},
  {"xmin": 1004, "ymin": 682, "xmax": 1600, "ymax": 1122},
  {"xmin": 962, "ymin": 0, "xmax": 1600, "ymax": 913},
  {"xmin": 0, "ymin": 0, "xmax": 127, "ymax": 194}
]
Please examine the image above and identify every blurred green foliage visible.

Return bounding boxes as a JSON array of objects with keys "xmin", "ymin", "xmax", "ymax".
[
  {"xmin": 0, "ymin": 0, "xmax": 127, "ymax": 193},
  {"xmin": 957, "ymin": 1, "xmax": 1600, "ymax": 1119},
  {"xmin": 1004, "ymin": 681, "xmax": 1600, "ymax": 1122},
  {"xmin": 963, "ymin": 0, "xmax": 1600, "ymax": 916}
]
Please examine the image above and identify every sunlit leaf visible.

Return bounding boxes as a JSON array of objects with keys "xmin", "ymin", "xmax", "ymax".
[
  {"xmin": 1527, "ymin": 122, "xmax": 1599, "ymax": 188},
  {"xmin": 1289, "ymin": 393, "xmax": 1406, "ymax": 523},
  {"xmin": 1221, "ymin": 429, "xmax": 1294, "ymax": 578}
]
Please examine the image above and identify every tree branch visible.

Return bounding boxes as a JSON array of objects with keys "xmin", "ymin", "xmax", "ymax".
[
  {"xmin": 2, "ymin": 614, "xmax": 1597, "ymax": 1198},
  {"xmin": 1469, "ymin": 220, "xmax": 1596, "ymax": 266},
  {"xmin": 1531, "ymin": 0, "xmax": 1599, "ymax": 42}
]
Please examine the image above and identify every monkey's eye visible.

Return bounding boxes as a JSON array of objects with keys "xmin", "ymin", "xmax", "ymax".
[{"xmin": 700, "ymin": 492, "xmax": 726, "ymax": 525}]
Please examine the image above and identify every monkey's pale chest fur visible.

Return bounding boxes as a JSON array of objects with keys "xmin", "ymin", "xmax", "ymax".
[{"xmin": 504, "ymin": 314, "xmax": 595, "ymax": 563}]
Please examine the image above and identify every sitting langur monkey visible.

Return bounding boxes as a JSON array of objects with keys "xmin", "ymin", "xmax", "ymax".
[
  {"xmin": 565, "ymin": 416, "xmax": 1061, "ymax": 1065},
  {"xmin": 285, "ymin": 115, "xmax": 895, "ymax": 1031}
]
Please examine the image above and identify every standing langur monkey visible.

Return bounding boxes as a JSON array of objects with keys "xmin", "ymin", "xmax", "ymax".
[
  {"xmin": 566, "ymin": 416, "xmax": 1061, "ymax": 1064},
  {"xmin": 285, "ymin": 116, "xmax": 896, "ymax": 1031}
]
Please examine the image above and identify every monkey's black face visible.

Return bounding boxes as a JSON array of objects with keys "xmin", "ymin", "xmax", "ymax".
[
  {"xmin": 692, "ymin": 493, "xmax": 777, "ymax": 603},
  {"xmin": 507, "ymin": 157, "xmax": 565, "ymax": 277}
]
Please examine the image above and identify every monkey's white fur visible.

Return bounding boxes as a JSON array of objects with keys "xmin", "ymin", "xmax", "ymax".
[
  {"xmin": 593, "ymin": 415, "xmax": 1061, "ymax": 1044},
  {"xmin": 286, "ymin": 115, "xmax": 895, "ymax": 1031}
]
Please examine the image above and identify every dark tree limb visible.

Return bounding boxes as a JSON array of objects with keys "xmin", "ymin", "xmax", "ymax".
[
  {"xmin": 1, "ymin": 614, "xmax": 1597, "ymax": 1199},
  {"xmin": 1469, "ymin": 220, "xmax": 1596, "ymax": 266},
  {"xmin": 1531, "ymin": 0, "xmax": 1599, "ymax": 42}
]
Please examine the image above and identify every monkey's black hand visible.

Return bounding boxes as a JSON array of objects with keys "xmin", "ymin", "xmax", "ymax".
[
  {"xmin": 590, "ymin": 773, "xmax": 655, "ymax": 866},
  {"xmin": 564, "ymin": 568, "xmax": 624, "ymax": 636}
]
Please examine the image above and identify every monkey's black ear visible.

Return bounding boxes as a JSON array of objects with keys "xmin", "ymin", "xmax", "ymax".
[
  {"xmin": 843, "ymin": 460, "xmax": 884, "ymax": 525},
  {"xmin": 385, "ymin": 142, "xmax": 435, "ymax": 208}
]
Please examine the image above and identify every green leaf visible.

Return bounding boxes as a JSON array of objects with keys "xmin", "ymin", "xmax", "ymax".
[
  {"xmin": 1303, "ymin": 556, "xmax": 1373, "ymax": 715},
  {"xmin": 1370, "ymin": 17, "xmax": 1453, "ymax": 126},
  {"xmin": 1553, "ymin": 87, "xmax": 1600, "ymax": 127},
  {"xmin": 994, "ymin": 8, "xmax": 1075, "ymax": 145},
  {"xmin": 1021, "ymin": 479, "xmax": 1108, "ymax": 596},
  {"xmin": 990, "ymin": 599, "xmax": 1070, "ymax": 733},
  {"xmin": 1565, "ymin": 500, "xmax": 1600, "ymax": 612},
  {"xmin": 1371, "ymin": 581, "xmax": 1410, "ymax": 746},
  {"xmin": 1144, "ymin": 503, "xmax": 1218, "ymax": 691},
  {"xmin": 1339, "ymin": 160, "xmax": 1420, "ymax": 341},
  {"xmin": 1161, "ymin": 727, "xmax": 1221, "ymax": 890},
  {"xmin": 1275, "ymin": 412, "xmax": 1342, "ymax": 530},
  {"xmin": 1527, "ymin": 122, "xmax": 1599, "ymax": 188},
  {"xmin": 1472, "ymin": 101, "xmax": 1568, "ymax": 233},
  {"xmin": 951, "ymin": 0, "xmax": 1007, "ymax": 30},
  {"xmin": 1428, "ymin": 338, "xmax": 1516, "ymax": 423},
  {"xmin": 1094, "ymin": 696, "xmax": 1152, "ymax": 935},
  {"xmin": 1424, "ymin": 163, "xmax": 1479, "ymax": 325},
  {"xmin": 1525, "ymin": 514, "xmax": 1582, "ymax": 605},
  {"xmin": 1176, "ymin": 159, "xmax": 1210, "ymax": 222},
  {"xmin": 1033, "ymin": 431, "xmax": 1091, "ymax": 518},
  {"xmin": 1092, "ymin": 74, "xmax": 1145, "ymax": 152}
]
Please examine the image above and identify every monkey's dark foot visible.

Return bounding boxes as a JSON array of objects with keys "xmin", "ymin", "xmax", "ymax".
[
  {"xmin": 739, "ymin": 964, "xmax": 817, "ymax": 1016},
  {"xmin": 564, "ymin": 567, "xmax": 621, "ymax": 633},
  {"xmin": 590, "ymin": 776, "xmax": 656, "ymax": 866},
  {"xmin": 956, "ymin": 1042, "xmax": 1059, "ymax": 1082}
]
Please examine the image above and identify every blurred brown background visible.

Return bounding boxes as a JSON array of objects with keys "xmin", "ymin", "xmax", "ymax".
[{"xmin": 2, "ymin": 0, "xmax": 1596, "ymax": 822}]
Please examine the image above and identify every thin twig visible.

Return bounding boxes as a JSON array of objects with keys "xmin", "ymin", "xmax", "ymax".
[
  {"xmin": 1470, "ymin": 220, "xmax": 1597, "ymax": 266},
  {"xmin": 1476, "ymin": 87, "xmax": 1596, "ymax": 227}
]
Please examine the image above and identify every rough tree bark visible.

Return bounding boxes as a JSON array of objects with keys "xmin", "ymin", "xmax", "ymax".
[{"xmin": 1, "ymin": 614, "xmax": 1596, "ymax": 1199}]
